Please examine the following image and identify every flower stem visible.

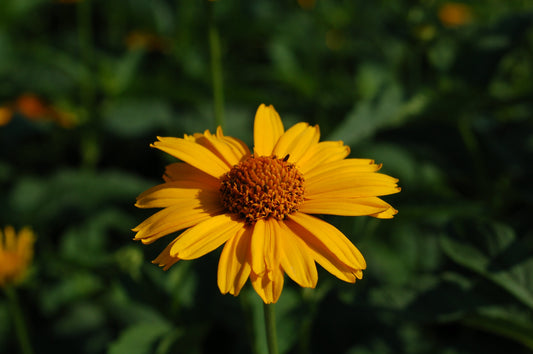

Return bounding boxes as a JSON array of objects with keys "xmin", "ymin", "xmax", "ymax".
[
  {"xmin": 263, "ymin": 303, "xmax": 279, "ymax": 354},
  {"xmin": 77, "ymin": 0, "xmax": 99, "ymax": 169},
  {"xmin": 4, "ymin": 287, "xmax": 34, "ymax": 354},
  {"xmin": 207, "ymin": 1, "xmax": 225, "ymax": 130}
]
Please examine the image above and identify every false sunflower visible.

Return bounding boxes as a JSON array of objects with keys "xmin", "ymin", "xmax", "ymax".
[
  {"xmin": 0, "ymin": 226, "xmax": 35, "ymax": 288},
  {"xmin": 133, "ymin": 104, "xmax": 400, "ymax": 303}
]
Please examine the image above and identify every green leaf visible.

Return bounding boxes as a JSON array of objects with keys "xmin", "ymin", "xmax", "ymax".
[
  {"xmin": 441, "ymin": 220, "xmax": 533, "ymax": 310},
  {"xmin": 102, "ymin": 98, "xmax": 174, "ymax": 137},
  {"xmin": 108, "ymin": 321, "xmax": 173, "ymax": 354},
  {"xmin": 462, "ymin": 307, "xmax": 533, "ymax": 350}
]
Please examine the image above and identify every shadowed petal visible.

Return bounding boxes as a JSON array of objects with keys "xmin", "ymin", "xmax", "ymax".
[
  {"xmin": 152, "ymin": 241, "xmax": 180, "ymax": 271},
  {"xmin": 274, "ymin": 220, "xmax": 318, "ymax": 288},
  {"xmin": 132, "ymin": 197, "xmax": 224, "ymax": 244},
  {"xmin": 288, "ymin": 212, "xmax": 366, "ymax": 270},
  {"xmin": 217, "ymin": 226, "xmax": 252, "ymax": 296},
  {"xmin": 170, "ymin": 214, "xmax": 244, "ymax": 260},
  {"xmin": 199, "ymin": 129, "xmax": 250, "ymax": 167},
  {"xmin": 163, "ymin": 162, "xmax": 221, "ymax": 188},
  {"xmin": 152, "ymin": 137, "xmax": 230, "ymax": 178},
  {"xmin": 297, "ymin": 141, "xmax": 350, "ymax": 174},
  {"xmin": 250, "ymin": 265, "xmax": 285, "ymax": 304},
  {"xmin": 249, "ymin": 219, "xmax": 280, "ymax": 279},
  {"xmin": 135, "ymin": 181, "xmax": 219, "ymax": 209}
]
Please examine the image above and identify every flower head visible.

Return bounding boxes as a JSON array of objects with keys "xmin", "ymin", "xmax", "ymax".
[
  {"xmin": 0, "ymin": 226, "xmax": 35, "ymax": 287},
  {"xmin": 133, "ymin": 104, "xmax": 400, "ymax": 303}
]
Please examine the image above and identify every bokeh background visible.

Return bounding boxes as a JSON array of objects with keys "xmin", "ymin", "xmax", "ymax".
[{"xmin": 1, "ymin": 0, "xmax": 533, "ymax": 353}]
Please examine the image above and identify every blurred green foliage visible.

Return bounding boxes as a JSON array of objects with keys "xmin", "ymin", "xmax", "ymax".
[{"xmin": 1, "ymin": 0, "xmax": 533, "ymax": 353}]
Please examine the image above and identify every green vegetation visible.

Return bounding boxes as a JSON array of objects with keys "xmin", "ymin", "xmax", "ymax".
[{"xmin": 1, "ymin": 0, "xmax": 532, "ymax": 353}]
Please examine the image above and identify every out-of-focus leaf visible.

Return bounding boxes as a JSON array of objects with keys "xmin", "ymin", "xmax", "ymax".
[
  {"xmin": 41, "ymin": 272, "xmax": 103, "ymax": 314},
  {"xmin": 53, "ymin": 302, "xmax": 106, "ymax": 336},
  {"xmin": 462, "ymin": 307, "xmax": 533, "ymax": 350},
  {"xmin": 100, "ymin": 50, "xmax": 146, "ymax": 96},
  {"xmin": 10, "ymin": 169, "xmax": 153, "ymax": 224},
  {"xmin": 102, "ymin": 98, "xmax": 173, "ymax": 137},
  {"xmin": 441, "ymin": 220, "xmax": 533, "ymax": 310},
  {"xmin": 108, "ymin": 321, "xmax": 173, "ymax": 354},
  {"xmin": 60, "ymin": 209, "xmax": 133, "ymax": 267},
  {"xmin": 329, "ymin": 85, "xmax": 428, "ymax": 145}
]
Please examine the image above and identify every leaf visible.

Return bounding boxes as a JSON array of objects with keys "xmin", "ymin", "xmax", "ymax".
[
  {"xmin": 9, "ymin": 169, "xmax": 153, "ymax": 225},
  {"xmin": 441, "ymin": 220, "xmax": 533, "ymax": 310},
  {"xmin": 102, "ymin": 98, "xmax": 174, "ymax": 137},
  {"xmin": 462, "ymin": 307, "xmax": 533, "ymax": 350},
  {"xmin": 329, "ymin": 85, "xmax": 428, "ymax": 145},
  {"xmin": 108, "ymin": 321, "xmax": 173, "ymax": 354}
]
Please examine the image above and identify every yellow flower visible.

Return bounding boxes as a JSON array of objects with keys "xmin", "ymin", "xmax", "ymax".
[
  {"xmin": 133, "ymin": 104, "xmax": 400, "ymax": 303},
  {"xmin": 0, "ymin": 226, "xmax": 35, "ymax": 287},
  {"xmin": 0, "ymin": 106, "xmax": 13, "ymax": 126}
]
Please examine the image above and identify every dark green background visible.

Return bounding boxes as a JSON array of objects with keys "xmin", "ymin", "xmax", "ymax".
[{"xmin": 1, "ymin": 0, "xmax": 533, "ymax": 353}]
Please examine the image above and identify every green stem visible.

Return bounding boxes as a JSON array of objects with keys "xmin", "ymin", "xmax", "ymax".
[
  {"xmin": 78, "ymin": 0, "xmax": 99, "ymax": 169},
  {"xmin": 263, "ymin": 303, "xmax": 279, "ymax": 354},
  {"xmin": 207, "ymin": 1, "xmax": 225, "ymax": 130},
  {"xmin": 4, "ymin": 287, "xmax": 34, "ymax": 354}
]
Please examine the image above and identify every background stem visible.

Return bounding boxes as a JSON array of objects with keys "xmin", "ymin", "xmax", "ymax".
[
  {"xmin": 4, "ymin": 287, "xmax": 33, "ymax": 354},
  {"xmin": 207, "ymin": 1, "xmax": 225, "ymax": 130}
]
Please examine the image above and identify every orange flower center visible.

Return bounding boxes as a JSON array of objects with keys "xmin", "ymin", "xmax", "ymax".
[{"xmin": 220, "ymin": 155, "xmax": 305, "ymax": 223}]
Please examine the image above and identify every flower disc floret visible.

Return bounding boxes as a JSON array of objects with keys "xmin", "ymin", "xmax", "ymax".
[{"xmin": 220, "ymin": 155, "xmax": 305, "ymax": 223}]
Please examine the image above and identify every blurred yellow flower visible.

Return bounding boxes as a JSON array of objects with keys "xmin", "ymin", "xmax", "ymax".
[
  {"xmin": 0, "ymin": 226, "xmax": 35, "ymax": 287},
  {"xmin": 438, "ymin": 2, "xmax": 473, "ymax": 28},
  {"xmin": 0, "ymin": 107, "xmax": 13, "ymax": 126},
  {"xmin": 134, "ymin": 104, "xmax": 400, "ymax": 303}
]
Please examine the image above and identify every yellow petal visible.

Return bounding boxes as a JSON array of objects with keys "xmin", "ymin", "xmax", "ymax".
[
  {"xmin": 299, "ymin": 197, "xmax": 392, "ymax": 217},
  {"xmin": 170, "ymin": 214, "xmax": 243, "ymax": 260},
  {"xmin": 253, "ymin": 104, "xmax": 284, "ymax": 156},
  {"xmin": 250, "ymin": 219, "xmax": 267, "ymax": 276},
  {"xmin": 272, "ymin": 123, "xmax": 319, "ymax": 163},
  {"xmin": 216, "ymin": 126, "xmax": 251, "ymax": 161},
  {"xmin": 200, "ymin": 129, "xmax": 249, "ymax": 167},
  {"xmin": 163, "ymin": 162, "xmax": 221, "ymax": 188},
  {"xmin": 135, "ymin": 181, "xmax": 219, "ymax": 209},
  {"xmin": 306, "ymin": 172, "xmax": 400, "ymax": 198},
  {"xmin": 132, "ymin": 198, "xmax": 224, "ymax": 244},
  {"xmin": 370, "ymin": 205, "xmax": 398, "ymax": 219},
  {"xmin": 152, "ymin": 137, "xmax": 230, "ymax": 178},
  {"xmin": 297, "ymin": 141, "xmax": 350, "ymax": 174},
  {"xmin": 217, "ymin": 226, "xmax": 252, "ymax": 296},
  {"xmin": 275, "ymin": 220, "xmax": 318, "ymax": 288},
  {"xmin": 288, "ymin": 212, "xmax": 366, "ymax": 270},
  {"xmin": 304, "ymin": 159, "xmax": 381, "ymax": 180},
  {"xmin": 250, "ymin": 266, "xmax": 285, "ymax": 304},
  {"xmin": 152, "ymin": 241, "xmax": 180, "ymax": 270}
]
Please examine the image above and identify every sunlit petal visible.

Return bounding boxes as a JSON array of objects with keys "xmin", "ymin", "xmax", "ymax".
[{"xmin": 253, "ymin": 104, "xmax": 284, "ymax": 156}]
